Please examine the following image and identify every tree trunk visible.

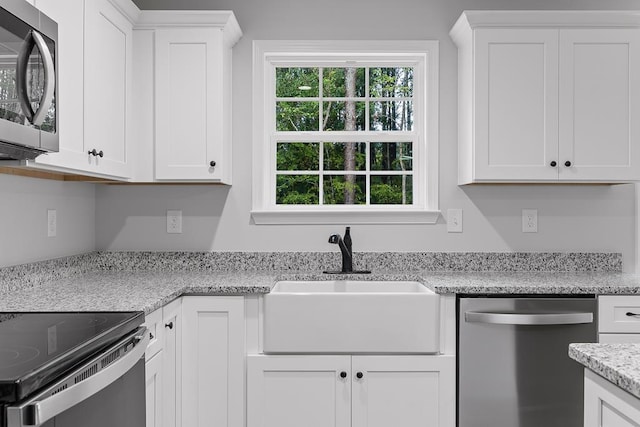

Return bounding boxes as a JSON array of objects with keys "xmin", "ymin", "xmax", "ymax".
[{"xmin": 344, "ymin": 67, "xmax": 357, "ymax": 204}]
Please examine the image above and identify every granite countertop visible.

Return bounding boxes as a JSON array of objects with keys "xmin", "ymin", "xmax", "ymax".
[
  {"xmin": 1, "ymin": 269, "xmax": 640, "ymax": 315},
  {"xmin": 0, "ymin": 271, "xmax": 275, "ymax": 314},
  {"xmin": 0, "ymin": 251, "xmax": 638, "ymax": 314},
  {"xmin": 569, "ymin": 343, "xmax": 640, "ymax": 399},
  {"xmin": 420, "ymin": 272, "xmax": 640, "ymax": 295}
]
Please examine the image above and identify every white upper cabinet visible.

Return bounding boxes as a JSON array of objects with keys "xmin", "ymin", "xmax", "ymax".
[
  {"xmin": 451, "ymin": 11, "xmax": 640, "ymax": 184},
  {"xmin": 133, "ymin": 12, "xmax": 242, "ymax": 183},
  {"xmin": 83, "ymin": 0, "xmax": 135, "ymax": 178},
  {"xmin": 559, "ymin": 29, "xmax": 640, "ymax": 181},
  {"xmin": 30, "ymin": 0, "xmax": 138, "ymax": 180}
]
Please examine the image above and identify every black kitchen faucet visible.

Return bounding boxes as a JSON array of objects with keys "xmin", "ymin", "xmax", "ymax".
[{"xmin": 325, "ymin": 227, "xmax": 371, "ymax": 274}]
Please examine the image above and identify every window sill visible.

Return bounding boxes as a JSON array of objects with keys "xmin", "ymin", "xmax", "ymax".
[{"xmin": 250, "ymin": 209, "xmax": 441, "ymax": 225}]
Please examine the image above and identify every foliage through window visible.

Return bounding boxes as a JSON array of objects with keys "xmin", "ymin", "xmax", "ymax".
[
  {"xmin": 252, "ymin": 41, "xmax": 439, "ymax": 224},
  {"xmin": 275, "ymin": 66, "xmax": 416, "ymax": 206}
]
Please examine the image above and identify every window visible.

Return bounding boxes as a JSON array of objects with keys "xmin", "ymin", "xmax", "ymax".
[{"xmin": 252, "ymin": 41, "xmax": 439, "ymax": 224}]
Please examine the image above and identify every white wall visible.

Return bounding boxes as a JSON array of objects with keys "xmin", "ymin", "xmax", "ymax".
[
  {"xmin": 0, "ymin": 174, "xmax": 95, "ymax": 267},
  {"xmin": 95, "ymin": 0, "xmax": 638, "ymax": 270}
]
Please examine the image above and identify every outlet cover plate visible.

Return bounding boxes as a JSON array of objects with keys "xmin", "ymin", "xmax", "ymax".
[
  {"xmin": 47, "ymin": 209, "xmax": 56, "ymax": 237},
  {"xmin": 522, "ymin": 209, "xmax": 538, "ymax": 233},
  {"xmin": 447, "ymin": 208, "xmax": 463, "ymax": 233},
  {"xmin": 167, "ymin": 210, "xmax": 182, "ymax": 234}
]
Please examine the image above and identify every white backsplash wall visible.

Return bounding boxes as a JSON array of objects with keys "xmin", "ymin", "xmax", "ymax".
[
  {"xmin": 95, "ymin": 0, "xmax": 638, "ymax": 271},
  {"xmin": 0, "ymin": 174, "xmax": 95, "ymax": 268}
]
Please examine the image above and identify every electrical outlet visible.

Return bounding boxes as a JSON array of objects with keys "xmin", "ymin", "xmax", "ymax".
[
  {"xmin": 447, "ymin": 208, "xmax": 463, "ymax": 233},
  {"xmin": 522, "ymin": 209, "xmax": 538, "ymax": 233},
  {"xmin": 167, "ymin": 210, "xmax": 182, "ymax": 234},
  {"xmin": 47, "ymin": 209, "xmax": 56, "ymax": 237}
]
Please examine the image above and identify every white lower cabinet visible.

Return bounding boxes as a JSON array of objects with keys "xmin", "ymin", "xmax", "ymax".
[
  {"xmin": 181, "ymin": 296, "xmax": 245, "ymax": 427},
  {"xmin": 247, "ymin": 354, "xmax": 455, "ymax": 427},
  {"xmin": 163, "ymin": 298, "xmax": 182, "ymax": 427},
  {"xmin": 143, "ymin": 296, "xmax": 244, "ymax": 427},
  {"xmin": 146, "ymin": 351, "xmax": 163, "ymax": 427},
  {"xmin": 598, "ymin": 295, "xmax": 640, "ymax": 343},
  {"xmin": 247, "ymin": 355, "xmax": 351, "ymax": 427},
  {"xmin": 584, "ymin": 369, "xmax": 640, "ymax": 426},
  {"xmin": 351, "ymin": 356, "xmax": 455, "ymax": 427}
]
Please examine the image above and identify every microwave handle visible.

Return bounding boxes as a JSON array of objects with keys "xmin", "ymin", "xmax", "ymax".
[{"xmin": 16, "ymin": 30, "xmax": 55, "ymax": 127}]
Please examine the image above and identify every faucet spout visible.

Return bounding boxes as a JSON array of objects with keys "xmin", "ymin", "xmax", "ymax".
[{"xmin": 328, "ymin": 231, "xmax": 353, "ymax": 273}]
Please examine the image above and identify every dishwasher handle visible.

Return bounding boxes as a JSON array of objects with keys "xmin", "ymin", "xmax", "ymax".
[{"xmin": 465, "ymin": 311, "xmax": 593, "ymax": 326}]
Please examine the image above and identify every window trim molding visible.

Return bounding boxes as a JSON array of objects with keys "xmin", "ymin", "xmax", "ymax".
[{"xmin": 252, "ymin": 40, "xmax": 440, "ymax": 225}]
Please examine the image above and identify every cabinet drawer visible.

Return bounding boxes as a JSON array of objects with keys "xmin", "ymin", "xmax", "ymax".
[
  {"xmin": 598, "ymin": 296, "xmax": 640, "ymax": 333},
  {"xmin": 599, "ymin": 333, "xmax": 640, "ymax": 343},
  {"xmin": 143, "ymin": 307, "xmax": 164, "ymax": 359}
]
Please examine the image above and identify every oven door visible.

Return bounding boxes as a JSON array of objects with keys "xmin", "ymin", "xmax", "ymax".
[{"xmin": 5, "ymin": 327, "xmax": 148, "ymax": 427}]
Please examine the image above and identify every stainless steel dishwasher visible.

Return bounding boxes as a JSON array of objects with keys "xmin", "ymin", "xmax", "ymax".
[{"xmin": 458, "ymin": 296, "xmax": 597, "ymax": 427}]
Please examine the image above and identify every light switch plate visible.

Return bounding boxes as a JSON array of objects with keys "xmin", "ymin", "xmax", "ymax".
[
  {"xmin": 522, "ymin": 209, "xmax": 538, "ymax": 233},
  {"xmin": 447, "ymin": 208, "xmax": 463, "ymax": 233}
]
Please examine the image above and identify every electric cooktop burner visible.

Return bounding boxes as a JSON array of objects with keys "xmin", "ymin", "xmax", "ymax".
[
  {"xmin": 0, "ymin": 311, "xmax": 143, "ymax": 403},
  {"xmin": 0, "ymin": 346, "xmax": 40, "ymax": 370}
]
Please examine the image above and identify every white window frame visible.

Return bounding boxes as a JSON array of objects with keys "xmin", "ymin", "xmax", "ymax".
[{"xmin": 251, "ymin": 40, "xmax": 439, "ymax": 225}]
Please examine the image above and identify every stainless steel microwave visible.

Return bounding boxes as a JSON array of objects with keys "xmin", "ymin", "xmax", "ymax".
[{"xmin": 0, "ymin": 0, "xmax": 57, "ymax": 161}]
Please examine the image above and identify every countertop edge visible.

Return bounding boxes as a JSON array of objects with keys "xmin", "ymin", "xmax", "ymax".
[{"xmin": 569, "ymin": 343, "xmax": 640, "ymax": 400}]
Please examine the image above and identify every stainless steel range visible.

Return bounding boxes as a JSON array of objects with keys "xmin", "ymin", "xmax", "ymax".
[{"xmin": 0, "ymin": 312, "xmax": 148, "ymax": 427}]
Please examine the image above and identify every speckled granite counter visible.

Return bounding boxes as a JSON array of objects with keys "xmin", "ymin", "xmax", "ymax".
[
  {"xmin": 2, "ymin": 269, "xmax": 640, "ymax": 315},
  {"xmin": 420, "ymin": 272, "xmax": 640, "ymax": 295},
  {"xmin": 0, "ymin": 251, "xmax": 636, "ymax": 315},
  {"xmin": 569, "ymin": 343, "xmax": 640, "ymax": 399},
  {"xmin": 0, "ymin": 271, "xmax": 274, "ymax": 314}
]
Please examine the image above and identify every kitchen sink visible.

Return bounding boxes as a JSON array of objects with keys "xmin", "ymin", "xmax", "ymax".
[{"xmin": 263, "ymin": 280, "xmax": 440, "ymax": 354}]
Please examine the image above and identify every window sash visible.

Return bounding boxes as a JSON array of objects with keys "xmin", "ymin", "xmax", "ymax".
[
  {"xmin": 271, "ymin": 136, "xmax": 420, "ymax": 207},
  {"xmin": 252, "ymin": 40, "xmax": 439, "ymax": 223}
]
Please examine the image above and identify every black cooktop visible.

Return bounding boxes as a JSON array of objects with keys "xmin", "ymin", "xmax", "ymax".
[{"xmin": 0, "ymin": 312, "xmax": 144, "ymax": 403}]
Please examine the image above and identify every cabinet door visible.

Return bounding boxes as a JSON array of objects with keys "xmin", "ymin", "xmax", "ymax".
[
  {"xmin": 143, "ymin": 307, "xmax": 164, "ymax": 360},
  {"xmin": 351, "ymin": 355, "xmax": 455, "ymax": 427},
  {"xmin": 31, "ymin": 0, "xmax": 88, "ymax": 172},
  {"xmin": 163, "ymin": 298, "xmax": 182, "ymax": 427},
  {"xmin": 584, "ymin": 370, "xmax": 640, "ymax": 427},
  {"xmin": 83, "ymin": 0, "xmax": 133, "ymax": 179},
  {"xmin": 155, "ymin": 28, "xmax": 225, "ymax": 181},
  {"xmin": 559, "ymin": 29, "xmax": 640, "ymax": 181},
  {"xmin": 474, "ymin": 29, "xmax": 559, "ymax": 181},
  {"xmin": 181, "ymin": 297, "xmax": 244, "ymax": 427},
  {"xmin": 247, "ymin": 355, "xmax": 351, "ymax": 427},
  {"xmin": 146, "ymin": 352, "xmax": 163, "ymax": 427}
]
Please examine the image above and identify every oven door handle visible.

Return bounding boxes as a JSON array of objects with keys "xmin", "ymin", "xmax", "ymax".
[
  {"xmin": 5, "ymin": 327, "xmax": 148, "ymax": 427},
  {"xmin": 465, "ymin": 311, "xmax": 594, "ymax": 325},
  {"xmin": 16, "ymin": 30, "xmax": 56, "ymax": 127}
]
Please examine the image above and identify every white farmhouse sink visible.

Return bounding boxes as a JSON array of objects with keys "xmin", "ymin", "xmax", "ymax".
[{"xmin": 263, "ymin": 280, "xmax": 440, "ymax": 354}]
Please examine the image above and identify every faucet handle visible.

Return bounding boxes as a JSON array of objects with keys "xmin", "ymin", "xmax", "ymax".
[{"xmin": 328, "ymin": 234, "xmax": 341, "ymax": 244}]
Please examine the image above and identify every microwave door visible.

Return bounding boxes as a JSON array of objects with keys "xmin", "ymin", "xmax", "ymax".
[
  {"xmin": 0, "ymin": 16, "xmax": 39, "ymax": 149},
  {"xmin": 16, "ymin": 29, "xmax": 54, "ymax": 127}
]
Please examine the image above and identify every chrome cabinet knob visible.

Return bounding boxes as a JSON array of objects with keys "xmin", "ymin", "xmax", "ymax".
[
  {"xmin": 356, "ymin": 372, "xmax": 363, "ymax": 379},
  {"xmin": 165, "ymin": 322, "xmax": 174, "ymax": 330},
  {"xmin": 550, "ymin": 161, "xmax": 557, "ymax": 167},
  {"xmin": 564, "ymin": 161, "xmax": 572, "ymax": 167},
  {"xmin": 339, "ymin": 371, "xmax": 347, "ymax": 379},
  {"xmin": 210, "ymin": 161, "xmax": 216, "ymax": 167}
]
